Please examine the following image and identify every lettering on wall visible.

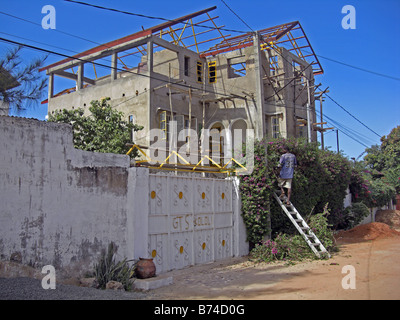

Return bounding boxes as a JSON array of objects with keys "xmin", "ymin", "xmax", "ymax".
[{"xmin": 171, "ymin": 214, "xmax": 213, "ymax": 232}]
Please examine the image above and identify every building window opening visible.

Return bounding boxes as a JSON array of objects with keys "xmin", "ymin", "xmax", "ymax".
[
  {"xmin": 266, "ymin": 114, "xmax": 281, "ymax": 139},
  {"xmin": 208, "ymin": 61, "xmax": 217, "ymax": 83},
  {"xmin": 272, "ymin": 115, "xmax": 280, "ymax": 139},
  {"xmin": 228, "ymin": 58, "xmax": 246, "ymax": 78},
  {"xmin": 184, "ymin": 56, "xmax": 190, "ymax": 76},
  {"xmin": 197, "ymin": 61, "xmax": 203, "ymax": 83}
]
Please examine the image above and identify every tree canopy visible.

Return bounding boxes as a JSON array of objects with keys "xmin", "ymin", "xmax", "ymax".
[
  {"xmin": 0, "ymin": 46, "xmax": 47, "ymax": 113},
  {"xmin": 364, "ymin": 126, "xmax": 400, "ymax": 193},
  {"xmin": 48, "ymin": 97, "xmax": 143, "ymax": 157}
]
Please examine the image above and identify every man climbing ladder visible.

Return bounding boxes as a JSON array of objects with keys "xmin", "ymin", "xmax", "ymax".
[
  {"xmin": 277, "ymin": 146, "xmax": 297, "ymax": 205},
  {"xmin": 273, "ymin": 146, "xmax": 330, "ymax": 258}
]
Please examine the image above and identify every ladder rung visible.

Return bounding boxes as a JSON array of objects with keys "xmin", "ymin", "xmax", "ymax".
[{"xmin": 300, "ymin": 227, "xmax": 309, "ymax": 230}]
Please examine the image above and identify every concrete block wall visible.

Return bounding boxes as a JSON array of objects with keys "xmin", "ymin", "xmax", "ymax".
[{"xmin": 0, "ymin": 116, "xmax": 132, "ymax": 274}]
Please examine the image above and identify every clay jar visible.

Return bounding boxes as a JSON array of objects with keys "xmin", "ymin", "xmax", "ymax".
[{"xmin": 136, "ymin": 258, "xmax": 156, "ymax": 279}]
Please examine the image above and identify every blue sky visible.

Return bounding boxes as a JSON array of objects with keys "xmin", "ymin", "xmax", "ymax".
[{"xmin": 1, "ymin": 0, "xmax": 399, "ymax": 160}]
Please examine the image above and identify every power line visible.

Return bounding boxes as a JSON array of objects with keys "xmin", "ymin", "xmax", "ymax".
[
  {"xmin": 278, "ymin": 42, "xmax": 400, "ymax": 82},
  {"xmin": 220, "ymin": 0, "xmax": 254, "ymax": 33},
  {"xmin": 315, "ymin": 52, "xmax": 400, "ymax": 82},
  {"xmin": 0, "ymin": 10, "xmax": 102, "ymax": 47},
  {"xmin": 324, "ymin": 93, "xmax": 381, "ymax": 138},
  {"xmin": 63, "ymin": 0, "xmax": 247, "ymax": 34},
  {"xmin": 315, "ymin": 110, "xmax": 373, "ymax": 149}
]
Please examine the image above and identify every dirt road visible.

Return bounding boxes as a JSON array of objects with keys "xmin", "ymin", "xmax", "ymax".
[
  {"xmin": 1, "ymin": 222, "xmax": 399, "ymax": 300},
  {"xmin": 150, "ymin": 236, "xmax": 400, "ymax": 300}
]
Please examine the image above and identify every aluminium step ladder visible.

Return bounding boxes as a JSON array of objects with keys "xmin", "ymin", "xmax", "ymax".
[{"xmin": 273, "ymin": 191, "xmax": 330, "ymax": 258}]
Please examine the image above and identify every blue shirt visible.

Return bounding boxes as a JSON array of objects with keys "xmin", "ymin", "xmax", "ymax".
[{"xmin": 279, "ymin": 153, "xmax": 297, "ymax": 179}]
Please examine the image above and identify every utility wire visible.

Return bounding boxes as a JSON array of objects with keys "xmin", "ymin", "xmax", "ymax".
[
  {"xmin": 220, "ymin": 0, "xmax": 254, "ymax": 33},
  {"xmin": 315, "ymin": 109, "xmax": 373, "ymax": 148},
  {"xmin": 324, "ymin": 93, "xmax": 381, "ymax": 138},
  {"xmin": 278, "ymin": 42, "xmax": 400, "ymax": 82},
  {"xmin": 63, "ymin": 0, "xmax": 247, "ymax": 34},
  {"xmin": 0, "ymin": 10, "xmax": 101, "ymax": 47},
  {"xmin": 313, "ymin": 51, "xmax": 400, "ymax": 82}
]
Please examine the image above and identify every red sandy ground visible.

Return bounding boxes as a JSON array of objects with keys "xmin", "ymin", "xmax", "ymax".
[{"xmin": 151, "ymin": 220, "xmax": 400, "ymax": 300}]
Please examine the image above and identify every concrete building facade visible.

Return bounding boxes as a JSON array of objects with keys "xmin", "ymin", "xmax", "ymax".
[{"xmin": 41, "ymin": 7, "xmax": 323, "ymax": 162}]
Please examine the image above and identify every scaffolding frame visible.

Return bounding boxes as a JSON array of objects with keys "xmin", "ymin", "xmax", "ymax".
[{"xmin": 125, "ymin": 144, "xmax": 248, "ymax": 175}]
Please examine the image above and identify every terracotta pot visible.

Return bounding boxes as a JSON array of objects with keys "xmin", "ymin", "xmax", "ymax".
[{"xmin": 136, "ymin": 258, "xmax": 156, "ymax": 279}]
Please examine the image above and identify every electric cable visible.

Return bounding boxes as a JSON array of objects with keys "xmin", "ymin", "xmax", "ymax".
[{"xmin": 63, "ymin": 0, "xmax": 248, "ymax": 34}]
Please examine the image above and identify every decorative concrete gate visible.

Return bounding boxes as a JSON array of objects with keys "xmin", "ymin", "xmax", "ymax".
[{"xmin": 146, "ymin": 172, "xmax": 243, "ymax": 273}]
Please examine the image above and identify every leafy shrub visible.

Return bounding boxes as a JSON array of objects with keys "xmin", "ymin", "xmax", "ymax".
[
  {"xmin": 251, "ymin": 234, "xmax": 314, "ymax": 263},
  {"xmin": 93, "ymin": 242, "xmax": 136, "ymax": 290},
  {"xmin": 239, "ymin": 141, "xmax": 273, "ymax": 244},
  {"xmin": 250, "ymin": 205, "xmax": 335, "ymax": 263},
  {"xmin": 335, "ymin": 202, "xmax": 370, "ymax": 230},
  {"xmin": 308, "ymin": 204, "xmax": 335, "ymax": 251}
]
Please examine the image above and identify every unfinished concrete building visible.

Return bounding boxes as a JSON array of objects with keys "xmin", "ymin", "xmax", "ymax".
[{"xmin": 40, "ymin": 6, "xmax": 323, "ymax": 165}]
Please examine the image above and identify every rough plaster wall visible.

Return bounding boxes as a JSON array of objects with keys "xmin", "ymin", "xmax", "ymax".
[{"xmin": 0, "ymin": 116, "xmax": 132, "ymax": 274}]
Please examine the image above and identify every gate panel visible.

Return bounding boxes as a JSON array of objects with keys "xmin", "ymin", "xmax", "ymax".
[{"xmin": 147, "ymin": 173, "xmax": 237, "ymax": 273}]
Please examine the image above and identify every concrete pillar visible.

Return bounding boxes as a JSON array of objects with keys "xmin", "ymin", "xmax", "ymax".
[
  {"xmin": 231, "ymin": 176, "xmax": 249, "ymax": 257},
  {"xmin": 147, "ymin": 40, "xmax": 153, "ymax": 76},
  {"xmin": 77, "ymin": 63, "xmax": 84, "ymax": 91},
  {"xmin": 252, "ymin": 32, "xmax": 265, "ymax": 139},
  {"xmin": 146, "ymin": 39, "xmax": 153, "ymax": 143},
  {"xmin": 111, "ymin": 52, "xmax": 118, "ymax": 81},
  {"xmin": 48, "ymin": 73, "xmax": 54, "ymax": 100},
  {"xmin": 127, "ymin": 167, "xmax": 149, "ymax": 259}
]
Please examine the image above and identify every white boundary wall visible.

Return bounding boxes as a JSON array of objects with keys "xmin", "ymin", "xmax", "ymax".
[{"xmin": 0, "ymin": 116, "xmax": 248, "ymax": 275}]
